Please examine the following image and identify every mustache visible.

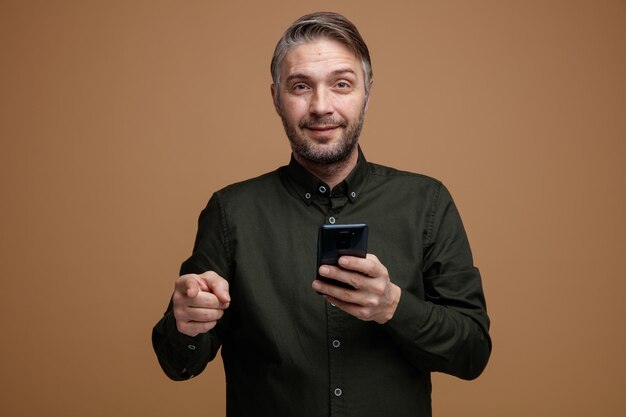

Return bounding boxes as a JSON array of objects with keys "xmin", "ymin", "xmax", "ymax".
[{"xmin": 300, "ymin": 117, "xmax": 347, "ymax": 129}]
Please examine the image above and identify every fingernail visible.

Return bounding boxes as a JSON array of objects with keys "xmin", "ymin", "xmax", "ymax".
[
  {"xmin": 319, "ymin": 266, "xmax": 329, "ymax": 275},
  {"xmin": 338, "ymin": 257, "xmax": 348, "ymax": 266},
  {"xmin": 312, "ymin": 280, "xmax": 321, "ymax": 290}
]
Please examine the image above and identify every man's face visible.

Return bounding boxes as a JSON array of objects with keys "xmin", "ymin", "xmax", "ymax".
[{"xmin": 272, "ymin": 38, "xmax": 369, "ymax": 165}]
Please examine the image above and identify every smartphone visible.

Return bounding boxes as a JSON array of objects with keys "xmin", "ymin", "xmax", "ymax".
[{"xmin": 316, "ymin": 223, "xmax": 368, "ymax": 289}]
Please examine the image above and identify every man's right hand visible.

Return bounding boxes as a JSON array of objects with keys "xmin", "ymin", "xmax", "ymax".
[{"xmin": 172, "ymin": 271, "xmax": 230, "ymax": 337}]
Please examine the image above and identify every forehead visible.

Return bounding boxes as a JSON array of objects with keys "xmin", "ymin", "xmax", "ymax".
[{"xmin": 281, "ymin": 38, "xmax": 362, "ymax": 80}]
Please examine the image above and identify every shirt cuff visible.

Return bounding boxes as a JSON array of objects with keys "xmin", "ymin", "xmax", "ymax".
[
  {"xmin": 383, "ymin": 288, "xmax": 429, "ymax": 341},
  {"xmin": 164, "ymin": 312, "xmax": 209, "ymax": 371}
]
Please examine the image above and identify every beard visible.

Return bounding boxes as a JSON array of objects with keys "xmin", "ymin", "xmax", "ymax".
[{"xmin": 279, "ymin": 104, "xmax": 366, "ymax": 166}]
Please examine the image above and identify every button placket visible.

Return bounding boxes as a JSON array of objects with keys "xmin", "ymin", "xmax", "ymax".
[{"xmin": 327, "ymin": 302, "xmax": 344, "ymax": 413}]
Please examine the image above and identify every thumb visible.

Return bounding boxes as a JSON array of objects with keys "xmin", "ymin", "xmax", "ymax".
[{"xmin": 209, "ymin": 277, "xmax": 231, "ymax": 304}]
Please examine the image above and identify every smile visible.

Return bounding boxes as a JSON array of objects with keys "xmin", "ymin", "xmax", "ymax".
[
  {"xmin": 305, "ymin": 125, "xmax": 340, "ymax": 131},
  {"xmin": 304, "ymin": 126, "xmax": 341, "ymax": 138}
]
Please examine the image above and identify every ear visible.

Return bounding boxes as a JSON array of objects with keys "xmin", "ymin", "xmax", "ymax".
[
  {"xmin": 364, "ymin": 79, "xmax": 374, "ymax": 112},
  {"xmin": 271, "ymin": 84, "xmax": 281, "ymax": 115}
]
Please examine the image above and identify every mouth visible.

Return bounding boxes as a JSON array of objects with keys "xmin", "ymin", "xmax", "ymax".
[
  {"xmin": 305, "ymin": 125, "xmax": 341, "ymax": 131},
  {"xmin": 303, "ymin": 125, "xmax": 341, "ymax": 139}
]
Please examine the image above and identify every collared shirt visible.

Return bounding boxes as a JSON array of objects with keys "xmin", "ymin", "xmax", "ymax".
[{"xmin": 152, "ymin": 149, "xmax": 491, "ymax": 417}]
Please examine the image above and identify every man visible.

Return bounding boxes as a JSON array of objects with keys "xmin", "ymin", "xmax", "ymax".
[{"xmin": 153, "ymin": 11, "xmax": 491, "ymax": 417}]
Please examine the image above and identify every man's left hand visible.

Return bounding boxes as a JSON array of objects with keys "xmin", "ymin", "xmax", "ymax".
[{"xmin": 312, "ymin": 254, "xmax": 401, "ymax": 324}]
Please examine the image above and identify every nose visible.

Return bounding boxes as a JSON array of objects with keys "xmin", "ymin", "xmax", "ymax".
[{"xmin": 309, "ymin": 88, "xmax": 333, "ymax": 116}]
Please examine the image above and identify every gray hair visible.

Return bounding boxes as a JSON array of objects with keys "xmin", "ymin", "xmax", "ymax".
[{"xmin": 270, "ymin": 12, "xmax": 373, "ymax": 99}]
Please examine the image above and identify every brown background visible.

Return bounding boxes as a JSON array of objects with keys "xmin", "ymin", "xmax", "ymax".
[{"xmin": 1, "ymin": 1, "xmax": 625, "ymax": 416}]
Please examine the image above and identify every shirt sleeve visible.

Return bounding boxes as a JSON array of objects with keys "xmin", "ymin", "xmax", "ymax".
[
  {"xmin": 152, "ymin": 193, "xmax": 232, "ymax": 380},
  {"xmin": 383, "ymin": 182, "xmax": 492, "ymax": 380}
]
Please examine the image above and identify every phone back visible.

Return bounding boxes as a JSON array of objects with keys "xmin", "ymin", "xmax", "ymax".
[{"xmin": 317, "ymin": 223, "xmax": 368, "ymax": 267}]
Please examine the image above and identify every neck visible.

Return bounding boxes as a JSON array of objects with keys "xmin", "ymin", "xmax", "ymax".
[{"xmin": 294, "ymin": 147, "xmax": 359, "ymax": 189}]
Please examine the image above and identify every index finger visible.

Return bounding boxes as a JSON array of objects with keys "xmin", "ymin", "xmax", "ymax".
[{"xmin": 175, "ymin": 275, "xmax": 206, "ymax": 298}]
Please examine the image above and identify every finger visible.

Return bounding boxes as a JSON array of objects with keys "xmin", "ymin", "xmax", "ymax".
[
  {"xmin": 187, "ymin": 280, "xmax": 200, "ymax": 298},
  {"xmin": 324, "ymin": 295, "xmax": 358, "ymax": 314},
  {"xmin": 312, "ymin": 277, "xmax": 361, "ymax": 305},
  {"xmin": 174, "ymin": 296, "xmax": 226, "ymax": 322},
  {"xmin": 325, "ymin": 295, "xmax": 376, "ymax": 322},
  {"xmin": 209, "ymin": 278, "xmax": 231, "ymax": 304},
  {"xmin": 318, "ymin": 265, "xmax": 363, "ymax": 290},
  {"xmin": 338, "ymin": 254, "xmax": 385, "ymax": 278},
  {"xmin": 175, "ymin": 275, "xmax": 201, "ymax": 298},
  {"xmin": 199, "ymin": 272, "xmax": 231, "ymax": 304},
  {"xmin": 185, "ymin": 306, "xmax": 226, "ymax": 323},
  {"xmin": 324, "ymin": 293, "xmax": 370, "ymax": 319},
  {"xmin": 177, "ymin": 319, "xmax": 218, "ymax": 337},
  {"xmin": 189, "ymin": 290, "xmax": 230, "ymax": 309}
]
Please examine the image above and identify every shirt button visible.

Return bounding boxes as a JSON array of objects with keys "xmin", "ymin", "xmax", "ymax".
[
  {"xmin": 305, "ymin": 192, "xmax": 311, "ymax": 199},
  {"xmin": 351, "ymin": 191, "xmax": 357, "ymax": 198},
  {"xmin": 332, "ymin": 339, "xmax": 341, "ymax": 348},
  {"xmin": 330, "ymin": 303, "xmax": 336, "ymax": 307},
  {"xmin": 319, "ymin": 185, "xmax": 327, "ymax": 194},
  {"xmin": 328, "ymin": 216, "xmax": 336, "ymax": 224},
  {"xmin": 187, "ymin": 345, "xmax": 196, "ymax": 351},
  {"xmin": 334, "ymin": 388, "xmax": 342, "ymax": 397}
]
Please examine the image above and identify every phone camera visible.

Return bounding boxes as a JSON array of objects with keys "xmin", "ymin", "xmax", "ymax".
[{"xmin": 337, "ymin": 231, "xmax": 351, "ymax": 249}]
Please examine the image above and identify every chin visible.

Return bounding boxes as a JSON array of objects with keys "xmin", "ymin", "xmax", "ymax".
[{"xmin": 298, "ymin": 142, "xmax": 356, "ymax": 165}]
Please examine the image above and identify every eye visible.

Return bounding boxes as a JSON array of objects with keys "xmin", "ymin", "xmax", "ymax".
[
  {"xmin": 336, "ymin": 81, "xmax": 350, "ymax": 89},
  {"xmin": 292, "ymin": 83, "xmax": 310, "ymax": 92}
]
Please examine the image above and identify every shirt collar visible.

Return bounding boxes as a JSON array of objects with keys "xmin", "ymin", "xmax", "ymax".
[{"xmin": 280, "ymin": 146, "xmax": 369, "ymax": 206}]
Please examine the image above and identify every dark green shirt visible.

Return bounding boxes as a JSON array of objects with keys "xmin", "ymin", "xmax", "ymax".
[{"xmin": 152, "ymin": 149, "xmax": 491, "ymax": 417}]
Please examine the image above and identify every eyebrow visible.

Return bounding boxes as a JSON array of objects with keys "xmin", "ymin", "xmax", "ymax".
[{"xmin": 285, "ymin": 68, "xmax": 357, "ymax": 85}]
